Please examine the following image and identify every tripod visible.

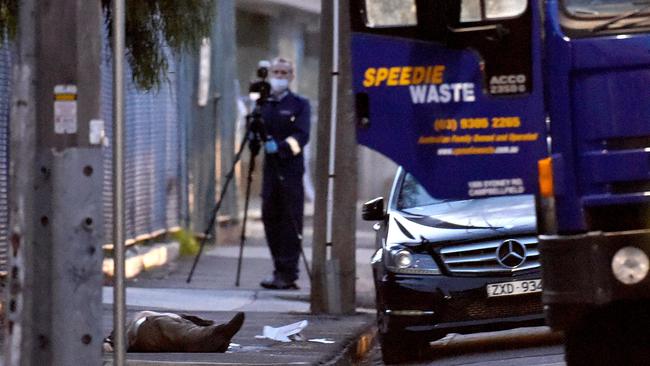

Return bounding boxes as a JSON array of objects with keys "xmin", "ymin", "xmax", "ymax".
[{"xmin": 186, "ymin": 100, "xmax": 312, "ymax": 286}]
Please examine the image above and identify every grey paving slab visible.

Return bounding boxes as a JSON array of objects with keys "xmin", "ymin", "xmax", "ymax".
[{"xmin": 103, "ymin": 287, "xmax": 257, "ymax": 312}]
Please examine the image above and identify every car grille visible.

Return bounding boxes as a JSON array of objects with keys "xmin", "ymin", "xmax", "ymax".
[
  {"xmin": 439, "ymin": 294, "xmax": 543, "ymax": 322},
  {"xmin": 439, "ymin": 237, "xmax": 539, "ymax": 275}
]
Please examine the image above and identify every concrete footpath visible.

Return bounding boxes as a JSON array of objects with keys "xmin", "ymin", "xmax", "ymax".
[{"xmin": 101, "ymin": 209, "xmax": 379, "ymax": 365}]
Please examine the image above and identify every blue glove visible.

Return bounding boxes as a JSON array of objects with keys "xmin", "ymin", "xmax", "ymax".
[{"xmin": 265, "ymin": 139, "xmax": 278, "ymax": 154}]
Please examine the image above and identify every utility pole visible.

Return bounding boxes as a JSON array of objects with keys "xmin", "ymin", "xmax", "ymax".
[
  {"xmin": 331, "ymin": 0, "xmax": 357, "ymax": 314},
  {"xmin": 310, "ymin": 0, "xmax": 332, "ymax": 314},
  {"xmin": 311, "ymin": 0, "xmax": 357, "ymax": 314},
  {"xmin": 6, "ymin": 0, "xmax": 104, "ymax": 365},
  {"xmin": 5, "ymin": 0, "xmax": 38, "ymax": 362}
]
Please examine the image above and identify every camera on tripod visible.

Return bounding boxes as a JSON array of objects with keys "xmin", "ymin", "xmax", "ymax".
[
  {"xmin": 187, "ymin": 60, "xmax": 272, "ymax": 284},
  {"xmin": 187, "ymin": 59, "xmax": 311, "ymax": 286},
  {"xmin": 249, "ymin": 60, "xmax": 271, "ymax": 104},
  {"xmin": 246, "ymin": 60, "xmax": 273, "ymax": 155}
]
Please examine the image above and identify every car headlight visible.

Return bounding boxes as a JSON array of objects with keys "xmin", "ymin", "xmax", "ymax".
[
  {"xmin": 394, "ymin": 250, "xmax": 413, "ymax": 268},
  {"xmin": 385, "ymin": 246, "xmax": 441, "ymax": 275}
]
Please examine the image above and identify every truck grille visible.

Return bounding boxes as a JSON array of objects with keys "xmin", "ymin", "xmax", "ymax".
[{"xmin": 439, "ymin": 237, "xmax": 539, "ymax": 275}]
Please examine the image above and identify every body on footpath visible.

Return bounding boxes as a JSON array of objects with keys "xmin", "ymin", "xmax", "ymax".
[{"xmin": 103, "ymin": 311, "xmax": 245, "ymax": 352}]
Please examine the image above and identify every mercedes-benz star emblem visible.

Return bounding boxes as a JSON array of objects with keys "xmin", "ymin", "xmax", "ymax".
[{"xmin": 496, "ymin": 240, "xmax": 527, "ymax": 269}]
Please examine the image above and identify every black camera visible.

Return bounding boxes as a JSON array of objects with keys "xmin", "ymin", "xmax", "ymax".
[
  {"xmin": 257, "ymin": 61, "xmax": 269, "ymax": 79},
  {"xmin": 246, "ymin": 60, "xmax": 273, "ymax": 154},
  {"xmin": 249, "ymin": 60, "xmax": 271, "ymax": 103}
]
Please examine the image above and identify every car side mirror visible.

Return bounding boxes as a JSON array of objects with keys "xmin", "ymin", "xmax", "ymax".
[{"xmin": 362, "ymin": 197, "xmax": 385, "ymax": 221}]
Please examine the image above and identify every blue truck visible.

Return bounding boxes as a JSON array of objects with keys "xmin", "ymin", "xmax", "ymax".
[{"xmin": 350, "ymin": 0, "xmax": 650, "ymax": 363}]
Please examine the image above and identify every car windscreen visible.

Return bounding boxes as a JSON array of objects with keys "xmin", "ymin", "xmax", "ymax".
[
  {"xmin": 396, "ymin": 173, "xmax": 447, "ymax": 209},
  {"xmin": 564, "ymin": 0, "xmax": 650, "ymax": 17}
]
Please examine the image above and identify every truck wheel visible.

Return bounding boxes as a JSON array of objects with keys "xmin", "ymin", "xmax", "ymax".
[
  {"xmin": 564, "ymin": 305, "xmax": 650, "ymax": 366},
  {"xmin": 379, "ymin": 330, "xmax": 430, "ymax": 364},
  {"xmin": 564, "ymin": 325, "xmax": 612, "ymax": 366}
]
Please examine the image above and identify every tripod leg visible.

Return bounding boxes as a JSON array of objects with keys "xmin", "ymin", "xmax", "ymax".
[
  {"xmin": 235, "ymin": 152, "xmax": 257, "ymax": 287},
  {"xmin": 187, "ymin": 129, "xmax": 250, "ymax": 283},
  {"xmin": 299, "ymin": 246, "xmax": 312, "ymax": 280}
]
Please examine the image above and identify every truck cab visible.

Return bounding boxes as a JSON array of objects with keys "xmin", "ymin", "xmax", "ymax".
[
  {"xmin": 539, "ymin": 0, "xmax": 650, "ymax": 363},
  {"xmin": 350, "ymin": 0, "xmax": 650, "ymax": 364}
]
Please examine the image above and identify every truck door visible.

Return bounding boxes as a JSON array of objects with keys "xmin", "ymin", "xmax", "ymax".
[
  {"xmin": 351, "ymin": 0, "xmax": 547, "ymax": 200},
  {"xmin": 544, "ymin": 0, "xmax": 650, "ymax": 233},
  {"xmin": 539, "ymin": 2, "xmax": 650, "ymax": 363}
]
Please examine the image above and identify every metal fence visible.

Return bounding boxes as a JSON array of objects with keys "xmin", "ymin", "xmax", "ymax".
[
  {"xmin": 101, "ymin": 43, "xmax": 186, "ymax": 247},
  {"xmin": 0, "ymin": 38, "xmax": 189, "ymax": 272},
  {"xmin": 0, "ymin": 38, "xmax": 200, "ymax": 272},
  {"xmin": 0, "ymin": 44, "xmax": 10, "ymax": 274}
]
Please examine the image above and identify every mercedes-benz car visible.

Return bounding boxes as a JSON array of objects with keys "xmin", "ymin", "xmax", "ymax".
[{"xmin": 363, "ymin": 168, "xmax": 544, "ymax": 364}]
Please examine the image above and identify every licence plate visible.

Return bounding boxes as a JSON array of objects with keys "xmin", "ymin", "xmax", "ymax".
[{"xmin": 486, "ymin": 279, "xmax": 542, "ymax": 297}]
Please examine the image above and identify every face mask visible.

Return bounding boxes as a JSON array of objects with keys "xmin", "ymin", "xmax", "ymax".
[{"xmin": 269, "ymin": 78, "xmax": 289, "ymax": 93}]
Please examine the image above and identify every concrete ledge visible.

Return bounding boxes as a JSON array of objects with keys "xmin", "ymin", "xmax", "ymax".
[
  {"xmin": 323, "ymin": 324, "xmax": 377, "ymax": 366},
  {"xmin": 103, "ymin": 242, "xmax": 180, "ymax": 279}
]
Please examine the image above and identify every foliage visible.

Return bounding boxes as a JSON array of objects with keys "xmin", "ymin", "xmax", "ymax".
[
  {"xmin": 172, "ymin": 228, "xmax": 200, "ymax": 256},
  {"xmin": 0, "ymin": 0, "xmax": 16, "ymax": 41},
  {"xmin": 0, "ymin": 0, "xmax": 215, "ymax": 89},
  {"xmin": 0, "ymin": 0, "xmax": 213, "ymax": 90},
  {"xmin": 102, "ymin": 0, "xmax": 215, "ymax": 90}
]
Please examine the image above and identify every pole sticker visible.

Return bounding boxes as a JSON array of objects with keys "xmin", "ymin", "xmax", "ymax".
[{"xmin": 54, "ymin": 84, "xmax": 78, "ymax": 134}]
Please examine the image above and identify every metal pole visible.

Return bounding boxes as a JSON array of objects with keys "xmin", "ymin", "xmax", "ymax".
[
  {"xmin": 325, "ymin": 0, "xmax": 340, "ymax": 250},
  {"xmin": 214, "ymin": 0, "xmax": 239, "ymax": 220},
  {"xmin": 112, "ymin": 0, "xmax": 127, "ymax": 364},
  {"xmin": 323, "ymin": 0, "xmax": 345, "ymax": 314}
]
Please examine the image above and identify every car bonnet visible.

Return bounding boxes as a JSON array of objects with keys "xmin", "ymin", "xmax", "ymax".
[{"xmin": 386, "ymin": 195, "xmax": 536, "ymax": 245}]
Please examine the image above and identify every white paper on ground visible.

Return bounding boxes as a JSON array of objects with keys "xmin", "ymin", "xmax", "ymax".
[
  {"xmin": 255, "ymin": 320, "xmax": 309, "ymax": 342},
  {"xmin": 308, "ymin": 338, "xmax": 335, "ymax": 344}
]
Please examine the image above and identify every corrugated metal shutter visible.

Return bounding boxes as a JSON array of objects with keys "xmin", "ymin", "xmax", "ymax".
[{"xmin": 0, "ymin": 45, "xmax": 10, "ymax": 274}]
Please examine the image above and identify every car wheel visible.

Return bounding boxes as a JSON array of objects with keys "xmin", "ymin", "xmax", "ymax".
[{"xmin": 379, "ymin": 329, "xmax": 430, "ymax": 364}]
